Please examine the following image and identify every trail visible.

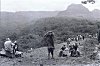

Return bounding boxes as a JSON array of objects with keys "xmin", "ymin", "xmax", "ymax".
[{"xmin": 0, "ymin": 38, "xmax": 100, "ymax": 66}]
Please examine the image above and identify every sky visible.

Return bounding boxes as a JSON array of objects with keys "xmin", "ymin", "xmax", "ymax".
[{"xmin": 1, "ymin": 0, "xmax": 100, "ymax": 12}]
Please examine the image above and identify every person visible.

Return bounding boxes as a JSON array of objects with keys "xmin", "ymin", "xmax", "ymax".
[
  {"xmin": 69, "ymin": 44, "xmax": 74, "ymax": 57},
  {"xmin": 73, "ymin": 43, "xmax": 78, "ymax": 52},
  {"xmin": 69, "ymin": 42, "xmax": 80, "ymax": 57},
  {"xmin": 98, "ymin": 30, "xmax": 100, "ymax": 45},
  {"xmin": 61, "ymin": 45, "xmax": 66, "ymax": 51},
  {"xmin": 79, "ymin": 35, "xmax": 82, "ymax": 40},
  {"xmin": 82, "ymin": 36, "xmax": 85, "ymax": 40},
  {"xmin": 59, "ymin": 45, "xmax": 67, "ymax": 57},
  {"xmin": 44, "ymin": 31, "xmax": 55, "ymax": 59},
  {"xmin": 67, "ymin": 38, "xmax": 71, "ymax": 46},
  {"xmin": 13, "ymin": 41, "xmax": 18, "ymax": 55},
  {"xmin": 4, "ymin": 38, "xmax": 14, "ymax": 57},
  {"xmin": 73, "ymin": 43, "xmax": 80, "ymax": 57}
]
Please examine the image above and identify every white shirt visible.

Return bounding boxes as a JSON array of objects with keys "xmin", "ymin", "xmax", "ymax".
[{"xmin": 4, "ymin": 40, "xmax": 13, "ymax": 51}]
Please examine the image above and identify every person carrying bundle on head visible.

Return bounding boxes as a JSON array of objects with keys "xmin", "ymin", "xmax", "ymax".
[{"xmin": 44, "ymin": 31, "xmax": 55, "ymax": 59}]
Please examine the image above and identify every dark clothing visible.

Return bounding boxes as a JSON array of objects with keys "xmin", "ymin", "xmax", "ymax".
[
  {"xmin": 59, "ymin": 50, "xmax": 63, "ymax": 57},
  {"xmin": 13, "ymin": 43, "xmax": 18, "ymax": 54},
  {"xmin": 44, "ymin": 33, "xmax": 54, "ymax": 48},
  {"xmin": 73, "ymin": 44, "xmax": 78, "ymax": 51},
  {"xmin": 69, "ymin": 45, "xmax": 75, "ymax": 57},
  {"xmin": 48, "ymin": 48, "xmax": 54, "ymax": 54},
  {"xmin": 82, "ymin": 36, "xmax": 84, "ymax": 40},
  {"xmin": 58, "ymin": 50, "xmax": 67, "ymax": 57},
  {"xmin": 14, "ymin": 43, "xmax": 18, "ymax": 51},
  {"xmin": 5, "ymin": 50, "xmax": 13, "ymax": 58},
  {"xmin": 69, "ymin": 44, "xmax": 80, "ymax": 57},
  {"xmin": 61, "ymin": 46, "xmax": 66, "ymax": 51},
  {"xmin": 98, "ymin": 30, "xmax": 100, "ymax": 43},
  {"xmin": 44, "ymin": 31, "xmax": 55, "ymax": 59}
]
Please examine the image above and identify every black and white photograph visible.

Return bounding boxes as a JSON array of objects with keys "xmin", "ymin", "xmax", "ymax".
[{"xmin": 0, "ymin": 0, "xmax": 100, "ymax": 66}]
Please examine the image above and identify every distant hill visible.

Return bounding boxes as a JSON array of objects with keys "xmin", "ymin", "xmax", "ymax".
[
  {"xmin": 0, "ymin": 11, "xmax": 59, "ymax": 37},
  {"xmin": 57, "ymin": 4, "xmax": 100, "ymax": 21},
  {"xmin": 0, "ymin": 11, "xmax": 59, "ymax": 23},
  {"xmin": 58, "ymin": 4, "xmax": 90, "ymax": 16},
  {"xmin": 91, "ymin": 9, "xmax": 100, "ymax": 20},
  {"xmin": 0, "ymin": 4, "xmax": 100, "ymax": 31}
]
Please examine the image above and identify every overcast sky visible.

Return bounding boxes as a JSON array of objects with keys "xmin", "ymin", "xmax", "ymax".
[{"xmin": 1, "ymin": 0, "xmax": 100, "ymax": 12}]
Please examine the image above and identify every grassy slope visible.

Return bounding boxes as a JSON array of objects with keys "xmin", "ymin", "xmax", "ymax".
[
  {"xmin": 16, "ymin": 17, "xmax": 100, "ymax": 51},
  {"xmin": 0, "ymin": 38, "xmax": 100, "ymax": 66}
]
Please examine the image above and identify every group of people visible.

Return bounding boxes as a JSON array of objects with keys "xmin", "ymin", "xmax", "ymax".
[
  {"xmin": 44, "ymin": 30, "xmax": 100, "ymax": 59},
  {"xmin": 3, "ymin": 38, "xmax": 18, "ymax": 57},
  {"xmin": 68, "ymin": 35, "xmax": 84, "ymax": 42},
  {"xmin": 59, "ymin": 42, "xmax": 80, "ymax": 57},
  {"xmin": 44, "ymin": 31, "xmax": 81, "ymax": 59},
  {"xmin": 69, "ymin": 43, "xmax": 80, "ymax": 57}
]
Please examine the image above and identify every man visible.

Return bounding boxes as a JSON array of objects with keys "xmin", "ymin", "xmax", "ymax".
[
  {"xmin": 59, "ymin": 45, "xmax": 67, "ymax": 57},
  {"xmin": 69, "ymin": 44, "xmax": 74, "ymax": 57},
  {"xmin": 61, "ymin": 45, "xmax": 66, "ymax": 51},
  {"xmin": 98, "ymin": 30, "xmax": 100, "ymax": 44},
  {"xmin": 73, "ymin": 43, "xmax": 78, "ymax": 52},
  {"xmin": 44, "ymin": 31, "xmax": 55, "ymax": 59},
  {"xmin": 82, "ymin": 36, "xmax": 85, "ymax": 40},
  {"xmin": 67, "ymin": 38, "xmax": 71, "ymax": 46},
  {"xmin": 13, "ymin": 41, "xmax": 18, "ymax": 54},
  {"xmin": 4, "ymin": 38, "xmax": 14, "ymax": 57}
]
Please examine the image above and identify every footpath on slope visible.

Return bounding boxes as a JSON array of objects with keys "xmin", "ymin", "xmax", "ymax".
[{"xmin": 0, "ymin": 38, "xmax": 100, "ymax": 66}]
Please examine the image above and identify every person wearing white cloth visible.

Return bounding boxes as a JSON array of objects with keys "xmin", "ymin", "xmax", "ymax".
[{"xmin": 4, "ymin": 38, "xmax": 14, "ymax": 54}]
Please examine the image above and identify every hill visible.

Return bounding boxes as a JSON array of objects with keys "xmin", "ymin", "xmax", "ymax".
[
  {"xmin": 0, "ymin": 4, "xmax": 100, "ymax": 38},
  {"xmin": 0, "ymin": 38, "xmax": 100, "ymax": 66},
  {"xmin": 0, "ymin": 11, "xmax": 59, "ymax": 41},
  {"xmin": 16, "ymin": 17, "xmax": 100, "ymax": 50},
  {"xmin": 91, "ymin": 9, "xmax": 100, "ymax": 20},
  {"xmin": 0, "ymin": 4, "xmax": 100, "ymax": 50},
  {"xmin": 57, "ymin": 4, "xmax": 100, "ymax": 21}
]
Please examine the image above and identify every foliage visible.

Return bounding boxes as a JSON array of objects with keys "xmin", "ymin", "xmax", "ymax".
[{"xmin": 0, "ymin": 17, "xmax": 100, "ymax": 50}]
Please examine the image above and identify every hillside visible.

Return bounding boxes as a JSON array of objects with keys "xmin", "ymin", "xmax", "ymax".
[
  {"xmin": 0, "ymin": 11, "xmax": 59, "ymax": 38},
  {"xmin": 0, "ymin": 15, "xmax": 100, "ymax": 51},
  {"xmin": 0, "ymin": 4, "xmax": 100, "ymax": 38},
  {"xmin": 0, "ymin": 4, "xmax": 100, "ymax": 50},
  {"xmin": 57, "ymin": 4, "xmax": 100, "ymax": 21},
  {"xmin": 15, "ymin": 17, "xmax": 100, "ymax": 51},
  {"xmin": 0, "ymin": 38, "xmax": 100, "ymax": 66},
  {"xmin": 0, "ymin": 4, "xmax": 100, "ymax": 66}
]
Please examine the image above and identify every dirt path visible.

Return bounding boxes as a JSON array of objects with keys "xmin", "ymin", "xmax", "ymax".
[{"xmin": 0, "ymin": 38, "xmax": 100, "ymax": 66}]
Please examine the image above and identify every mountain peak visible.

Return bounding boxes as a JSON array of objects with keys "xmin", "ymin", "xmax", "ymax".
[
  {"xmin": 67, "ymin": 4, "xmax": 84, "ymax": 9},
  {"xmin": 66, "ymin": 4, "xmax": 89, "ymax": 13},
  {"xmin": 58, "ymin": 4, "xmax": 90, "ymax": 17}
]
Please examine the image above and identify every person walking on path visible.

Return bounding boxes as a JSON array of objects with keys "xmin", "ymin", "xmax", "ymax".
[{"xmin": 44, "ymin": 31, "xmax": 55, "ymax": 59}]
